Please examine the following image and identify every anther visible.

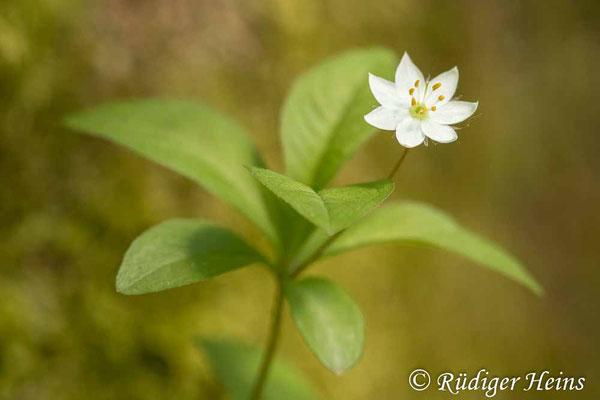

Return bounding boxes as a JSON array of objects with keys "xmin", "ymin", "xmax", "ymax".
[
  {"xmin": 431, "ymin": 106, "xmax": 437, "ymax": 111},
  {"xmin": 409, "ymin": 88, "xmax": 415, "ymax": 95},
  {"xmin": 438, "ymin": 95, "xmax": 445, "ymax": 101},
  {"xmin": 432, "ymin": 83, "xmax": 442, "ymax": 90},
  {"xmin": 414, "ymin": 79, "xmax": 420, "ymax": 88},
  {"xmin": 411, "ymin": 97, "xmax": 416, "ymax": 106}
]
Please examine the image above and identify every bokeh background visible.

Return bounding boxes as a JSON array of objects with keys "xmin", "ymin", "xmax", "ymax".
[{"xmin": 1, "ymin": 0, "xmax": 599, "ymax": 399}]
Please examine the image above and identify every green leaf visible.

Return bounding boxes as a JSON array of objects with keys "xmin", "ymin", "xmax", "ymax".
[
  {"xmin": 250, "ymin": 167, "xmax": 393, "ymax": 235},
  {"xmin": 249, "ymin": 167, "xmax": 330, "ymax": 232},
  {"xmin": 325, "ymin": 201, "xmax": 543, "ymax": 295},
  {"xmin": 65, "ymin": 99, "xmax": 279, "ymax": 246},
  {"xmin": 116, "ymin": 219, "xmax": 264, "ymax": 295},
  {"xmin": 319, "ymin": 179, "xmax": 393, "ymax": 232},
  {"xmin": 282, "ymin": 47, "xmax": 398, "ymax": 190},
  {"xmin": 198, "ymin": 338, "xmax": 320, "ymax": 400},
  {"xmin": 284, "ymin": 277, "xmax": 364, "ymax": 374}
]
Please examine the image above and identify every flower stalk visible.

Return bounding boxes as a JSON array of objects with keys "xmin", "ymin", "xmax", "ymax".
[{"xmin": 387, "ymin": 148, "xmax": 409, "ymax": 180}]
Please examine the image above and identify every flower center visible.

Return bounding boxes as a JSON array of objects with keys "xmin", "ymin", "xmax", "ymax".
[
  {"xmin": 409, "ymin": 103, "xmax": 428, "ymax": 120},
  {"xmin": 406, "ymin": 78, "xmax": 445, "ymax": 120}
]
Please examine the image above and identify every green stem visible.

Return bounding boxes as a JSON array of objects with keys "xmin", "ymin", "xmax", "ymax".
[
  {"xmin": 249, "ymin": 280, "xmax": 285, "ymax": 400},
  {"xmin": 290, "ymin": 230, "xmax": 343, "ymax": 279},
  {"xmin": 387, "ymin": 147, "xmax": 409, "ymax": 180}
]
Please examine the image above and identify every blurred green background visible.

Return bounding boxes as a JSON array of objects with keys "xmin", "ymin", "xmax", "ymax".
[{"xmin": 1, "ymin": 0, "xmax": 599, "ymax": 399}]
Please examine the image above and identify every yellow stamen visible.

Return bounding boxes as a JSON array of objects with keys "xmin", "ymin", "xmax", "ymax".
[
  {"xmin": 431, "ymin": 106, "xmax": 437, "ymax": 111},
  {"xmin": 409, "ymin": 88, "xmax": 415, "ymax": 95},
  {"xmin": 432, "ymin": 83, "xmax": 442, "ymax": 90},
  {"xmin": 414, "ymin": 79, "xmax": 420, "ymax": 88},
  {"xmin": 438, "ymin": 95, "xmax": 445, "ymax": 101},
  {"xmin": 411, "ymin": 97, "xmax": 416, "ymax": 106}
]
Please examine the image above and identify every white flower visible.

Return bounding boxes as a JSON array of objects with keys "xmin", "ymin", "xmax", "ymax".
[{"xmin": 364, "ymin": 52, "xmax": 478, "ymax": 148}]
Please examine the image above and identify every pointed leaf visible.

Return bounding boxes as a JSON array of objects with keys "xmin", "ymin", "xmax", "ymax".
[
  {"xmin": 250, "ymin": 168, "xmax": 394, "ymax": 236},
  {"xmin": 319, "ymin": 179, "xmax": 393, "ymax": 232},
  {"xmin": 249, "ymin": 167, "xmax": 330, "ymax": 231},
  {"xmin": 284, "ymin": 278, "xmax": 364, "ymax": 374},
  {"xmin": 290, "ymin": 180, "xmax": 394, "ymax": 269},
  {"xmin": 282, "ymin": 47, "xmax": 398, "ymax": 189},
  {"xmin": 325, "ymin": 201, "xmax": 543, "ymax": 295},
  {"xmin": 198, "ymin": 338, "xmax": 320, "ymax": 400},
  {"xmin": 65, "ymin": 99, "xmax": 279, "ymax": 245},
  {"xmin": 116, "ymin": 220, "xmax": 264, "ymax": 295}
]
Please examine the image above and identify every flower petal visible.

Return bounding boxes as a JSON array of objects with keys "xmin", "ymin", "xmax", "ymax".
[
  {"xmin": 420, "ymin": 119, "xmax": 458, "ymax": 143},
  {"xmin": 424, "ymin": 66, "xmax": 459, "ymax": 108},
  {"xmin": 395, "ymin": 52, "xmax": 425, "ymax": 103},
  {"xmin": 430, "ymin": 101, "xmax": 478, "ymax": 125},
  {"xmin": 395, "ymin": 116, "xmax": 425, "ymax": 148},
  {"xmin": 364, "ymin": 106, "xmax": 405, "ymax": 130},
  {"xmin": 368, "ymin": 73, "xmax": 406, "ymax": 107}
]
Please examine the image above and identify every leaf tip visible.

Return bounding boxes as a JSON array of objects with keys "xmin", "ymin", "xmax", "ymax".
[
  {"xmin": 332, "ymin": 367, "xmax": 349, "ymax": 376},
  {"xmin": 517, "ymin": 268, "xmax": 544, "ymax": 297},
  {"xmin": 529, "ymin": 280, "xmax": 545, "ymax": 297},
  {"xmin": 245, "ymin": 165, "xmax": 263, "ymax": 176},
  {"xmin": 115, "ymin": 273, "xmax": 136, "ymax": 295},
  {"xmin": 326, "ymin": 351, "xmax": 364, "ymax": 375},
  {"xmin": 115, "ymin": 282, "xmax": 129, "ymax": 295}
]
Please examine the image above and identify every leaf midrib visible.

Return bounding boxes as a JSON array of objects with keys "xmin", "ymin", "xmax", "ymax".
[
  {"xmin": 306, "ymin": 75, "xmax": 369, "ymax": 189},
  {"xmin": 121, "ymin": 249, "xmax": 259, "ymax": 289}
]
